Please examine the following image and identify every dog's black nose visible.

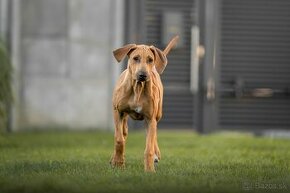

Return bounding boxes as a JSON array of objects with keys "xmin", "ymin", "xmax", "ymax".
[{"xmin": 137, "ymin": 72, "xmax": 147, "ymax": 82}]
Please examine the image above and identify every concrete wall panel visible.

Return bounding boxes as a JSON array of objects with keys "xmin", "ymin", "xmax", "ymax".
[
  {"xmin": 23, "ymin": 78, "xmax": 108, "ymax": 129},
  {"xmin": 21, "ymin": 0, "xmax": 68, "ymax": 37},
  {"xmin": 17, "ymin": 0, "xmax": 123, "ymax": 130},
  {"xmin": 22, "ymin": 39, "xmax": 68, "ymax": 77}
]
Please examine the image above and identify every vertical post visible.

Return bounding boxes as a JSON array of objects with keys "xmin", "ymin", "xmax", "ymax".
[
  {"xmin": 0, "ymin": 0, "xmax": 8, "ymax": 39},
  {"xmin": 0, "ymin": 0, "xmax": 8, "ymax": 132},
  {"xmin": 125, "ymin": 0, "xmax": 144, "ymax": 130},
  {"xmin": 108, "ymin": 0, "xmax": 125, "ymax": 131},
  {"xmin": 9, "ymin": 0, "xmax": 21, "ymax": 131},
  {"xmin": 197, "ymin": 0, "xmax": 221, "ymax": 133},
  {"xmin": 194, "ymin": 0, "xmax": 204, "ymax": 132}
]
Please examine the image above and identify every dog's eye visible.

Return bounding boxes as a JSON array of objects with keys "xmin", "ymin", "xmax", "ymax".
[
  {"xmin": 147, "ymin": 57, "xmax": 153, "ymax": 64},
  {"xmin": 133, "ymin": 56, "xmax": 141, "ymax": 63}
]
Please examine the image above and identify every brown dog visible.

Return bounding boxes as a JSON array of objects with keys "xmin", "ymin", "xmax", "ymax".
[{"xmin": 111, "ymin": 36, "xmax": 179, "ymax": 172}]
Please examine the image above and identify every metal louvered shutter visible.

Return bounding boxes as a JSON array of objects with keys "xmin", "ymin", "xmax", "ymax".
[
  {"xmin": 144, "ymin": 0, "xmax": 196, "ymax": 128},
  {"xmin": 219, "ymin": 0, "xmax": 290, "ymax": 128}
]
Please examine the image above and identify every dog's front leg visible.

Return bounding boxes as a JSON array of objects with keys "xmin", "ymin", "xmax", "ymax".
[
  {"xmin": 144, "ymin": 119, "xmax": 157, "ymax": 172},
  {"xmin": 111, "ymin": 111, "xmax": 127, "ymax": 168}
]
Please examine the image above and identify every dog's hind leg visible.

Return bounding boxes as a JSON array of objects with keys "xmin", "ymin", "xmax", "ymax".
[
  {"xmin": 153, "ymin": 132, "xmax": 161, "ymax": 170},
  {"xmin": 122, "ymin": 115, "xmax": 128, "ymax": 140},
  {"xmin": 154, "ymin": 136, "xmax": 161, "ymax": 161}
]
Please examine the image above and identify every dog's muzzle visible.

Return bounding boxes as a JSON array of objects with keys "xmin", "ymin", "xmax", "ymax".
[{"xmin": 137, "ymin": 72, "xmax": 147, "ymax": 82}]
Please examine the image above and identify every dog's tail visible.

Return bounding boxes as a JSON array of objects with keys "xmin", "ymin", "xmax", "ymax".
[{"xmin": 163, "ymin": 35, "xmax": 179, "ymax": 56}]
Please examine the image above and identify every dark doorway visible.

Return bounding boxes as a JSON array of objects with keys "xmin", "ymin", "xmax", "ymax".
[{"xmin": 125, "ymin": 0, "xmax": 199, "ymax": 129}]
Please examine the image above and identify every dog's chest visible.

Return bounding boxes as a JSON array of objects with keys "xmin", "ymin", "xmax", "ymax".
[
  {"xmin": 126, "ymin": 103, "xmax": 144, "ymax": 120},
  {"xmin": 125, "ymin": 94, "xmax": 151, "ymax": 120},
  {"xmin": 134, "ymin": 106, "xmax": 142, "ymax": 113},
  {"xmin": 128, "ymin": 95, "xmax": 146, "ymax": 113},
  {"xmin": 115, "ymin": 80, "xmax": 157, "ymax": 120}
]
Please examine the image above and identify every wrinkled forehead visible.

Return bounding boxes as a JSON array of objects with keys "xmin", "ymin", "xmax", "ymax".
[{"xmin": 130, "ymin": 45, "xmax": 154, "ymax": 58}]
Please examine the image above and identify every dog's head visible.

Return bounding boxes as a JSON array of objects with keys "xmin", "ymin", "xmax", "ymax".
[{"xmin": 113, "ymin": 44, "xmax": 167, "ymax": 82}]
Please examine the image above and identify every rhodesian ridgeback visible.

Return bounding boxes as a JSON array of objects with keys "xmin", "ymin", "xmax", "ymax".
[{"xmin": 110, "ymin": 36, "xmax": 179, "ymax": 172}]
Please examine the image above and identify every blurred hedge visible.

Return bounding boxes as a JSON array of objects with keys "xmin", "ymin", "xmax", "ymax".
[{"xmin": 0, "ymin": 40, "xmax": 12, "ymax": 132}]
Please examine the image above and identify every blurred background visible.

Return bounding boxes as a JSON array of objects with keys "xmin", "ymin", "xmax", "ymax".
[{"xmin": 0, "ymin": 0, "xmax": 290, "ymax": 133}]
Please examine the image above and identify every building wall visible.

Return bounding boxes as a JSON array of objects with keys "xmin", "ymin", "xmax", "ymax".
[{"xmin": 15, "ymin": 0, "xmax": 124, "ymax": 130}]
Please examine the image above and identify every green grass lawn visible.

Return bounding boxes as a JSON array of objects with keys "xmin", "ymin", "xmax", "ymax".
[{"xmin": 0, "ymin": 130, "xmax": 289, "ymax": 193}]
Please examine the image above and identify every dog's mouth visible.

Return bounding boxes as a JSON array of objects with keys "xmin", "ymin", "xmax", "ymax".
[{"xmin": 137, "ymin": 76, "xmax": 147, "ymax": 82}]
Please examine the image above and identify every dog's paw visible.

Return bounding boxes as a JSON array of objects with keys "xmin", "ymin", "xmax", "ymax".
[
  {"xmin": 154, "ymin": 154, "xmax": 159, "ymax": 170},
  {"xmin": 110, "ymin": 156, "xmax": 125, "ymax": 169},
  {"xmin": 155, "ymin": 149, "xmax": 161, "ymax": 161},
  {"xmin": 110, "ymin": 160, "xmax": 125, "ymax": 169},
  {"xmin": 154, "ymin": 154, "xmax": 159, "ymax": 163}
]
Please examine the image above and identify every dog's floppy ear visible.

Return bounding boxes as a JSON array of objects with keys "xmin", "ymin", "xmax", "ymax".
[
  {"xmin": 113, "ymin": 44, "xmax": 137, "ymax": 62},
  {"xmin": 150, "ymin": 46, "xmax": 168, "ymax": 74}
]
